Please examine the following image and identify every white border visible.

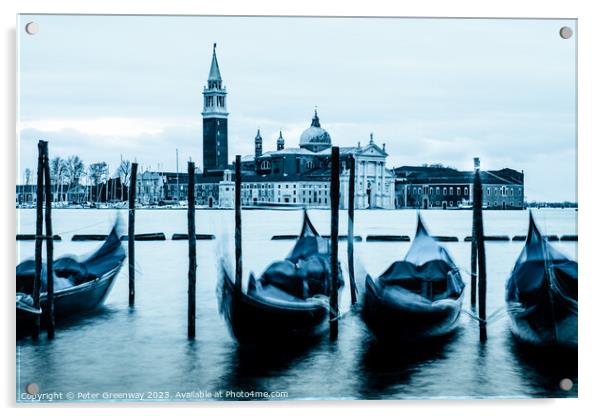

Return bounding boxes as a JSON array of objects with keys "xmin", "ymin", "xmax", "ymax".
[{"xmin": 2, "ymin": 1, "xmax": 601, "ymax": 415}]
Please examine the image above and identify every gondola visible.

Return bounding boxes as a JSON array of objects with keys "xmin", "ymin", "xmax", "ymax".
[
  {"xmin": 361, "ymin": 215, "xmax": 465, "ymax": 342},
  {"xmin": 505, "ymin": 212, "xmax": 577, "ymax": 348},
  {"xmin": 219, "ymin": 211, "xmax": 343, "ymax": 344},
  {"xmin": 16, "ymin": 224, "xmax": 126, "ymax": 333}
]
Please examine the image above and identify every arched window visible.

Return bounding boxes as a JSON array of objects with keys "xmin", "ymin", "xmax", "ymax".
[
  {"xmin": 306, "ymin": 160, "xmax": 314, "ymax": 170},
  {"xmin": 260, "ymin": 160, "xmax": 271, "ymax": 170}
]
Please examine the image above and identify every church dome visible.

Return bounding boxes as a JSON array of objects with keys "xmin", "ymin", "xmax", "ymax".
[{"xmin": 299, "ymin": 110, "xmax": 332, "ymax": 152}]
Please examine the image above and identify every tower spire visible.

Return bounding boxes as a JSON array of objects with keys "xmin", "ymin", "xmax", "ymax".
[
  {"xmin": 208, "ymin": 43, "xmax": 222, "ymax": 82},
  {"xmin": 277, "ymin": 130, "xmax": 285, "ymax": 151},
  {"xmin": 255, "ymin": 129, "xmax": 263, "ymax": 158}
]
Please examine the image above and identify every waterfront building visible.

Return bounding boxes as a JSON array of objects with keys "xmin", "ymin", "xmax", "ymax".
[
  {"xmin": 394, "ymin": 165, "xmax": 524, "ymax": 210},
  {"xmin": 136, "ymin": 171, "xmax": 166, "ymax": 205}
]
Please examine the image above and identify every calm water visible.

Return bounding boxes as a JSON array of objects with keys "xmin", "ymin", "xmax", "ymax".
[{"xmin": 16, "ymin": 208, "xmax": 578, "ymax": 401}]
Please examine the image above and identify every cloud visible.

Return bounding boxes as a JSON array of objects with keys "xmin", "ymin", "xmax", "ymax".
[{"xmin": 19, "ymin": 117, "xmax": 197, "ymax": 138}]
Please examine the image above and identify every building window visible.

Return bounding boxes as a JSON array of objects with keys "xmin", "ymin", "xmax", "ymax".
[
  {"xmin": 450, "ymin": 187, "xmax": 454, "ymax": 196},
  {"xmin": 487, "ymin": 187, "xmax": 491, "ymax": 196},
  {"xmin": 429, "ymin": 188, "xmax": 433, "ymax": 195},
  {"xmin": 464, "ymin": 187, "xmax": 468, "ymax": 196},
  {"xmin": 443, "ymin": 188, "xmax": 447, "ymax": 196}
]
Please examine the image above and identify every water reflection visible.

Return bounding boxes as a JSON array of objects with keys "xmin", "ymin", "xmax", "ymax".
[
  {"xmin": 17, "ymin": 304, "xmax": 120, "ymax": 341},
  {"xmin": 215, "ymin": 339, "xmax": 319, "ymax": 400},
  {"xmin": 506, "ymin": 333, "xmax": 577, "ymax": 397},
  {"xmin": 356, "ymin": 330, "xmax": 460, "ymax": 399}
]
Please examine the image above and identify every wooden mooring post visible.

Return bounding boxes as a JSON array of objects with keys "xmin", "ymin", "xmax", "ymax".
[
  {"xmin": 187, "ymin": 161, "xmax": 197, "ymax": 339},
  {"xmin": 330, "ymin": 146, "xmax": 340, "ymax": 340},
  {"xmin": 347, "ymin": 155, "xmax": 357, "ymax": 305},
  {"xmin": 234, "ymin": 155, "xmax": 243, "ymax": 293},
  {"xmin": 472, "ymin": 158, "xmax": 487, "ymax": 341},
  {"xmin": 41, "ymin": 141, "xmax": 55, "ymax": 339},
  {"xmin": 470, "ymin": 160, "xmax": 478, "ymax": 309},
  {"xmin": 32, "ymin": 141, "xmax": 45, "ymax": 339},
  {"xmin": 128, "ymin": 162, "xmax": 138, "ymax": 307}
]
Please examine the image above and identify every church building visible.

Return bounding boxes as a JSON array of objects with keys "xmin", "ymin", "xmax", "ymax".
[{"xmin": 229, "ymin": 110, "xmax": 395, "ymax": 209}]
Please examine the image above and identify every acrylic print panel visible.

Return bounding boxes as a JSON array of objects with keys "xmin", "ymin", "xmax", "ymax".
[{"xmin": 16, "ymin": 15, "xmax": 577, "ymax": 402}]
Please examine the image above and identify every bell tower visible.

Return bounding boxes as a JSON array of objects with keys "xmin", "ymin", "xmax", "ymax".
[
  {"xmin": 277, "ymin": 131, "xmax": 285, "ymax": 151},
  {"xmin": 202, "ymin": 43, "xmax": 229, "ymax": 173}
]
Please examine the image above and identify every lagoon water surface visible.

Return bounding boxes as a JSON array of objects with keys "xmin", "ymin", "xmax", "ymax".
[{"xmin": 16, "ymin": 208, "xmax": 577, "ymax": 401}]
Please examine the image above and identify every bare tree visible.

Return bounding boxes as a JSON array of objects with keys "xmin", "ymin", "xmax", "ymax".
[
  {"xmin": 65, "ymin": 155, "xmax": 85, "ymax": 190},
  {"xmin": 116, "ymin": 159, "xmax": 131, "ymax": 201},
  {"xmin": 88, "ymin": 162, "xmax": 108, "ymax": 203},
  {"xmin": 50, "ymin": 156, "xmax": 67, "ymax": 201}
]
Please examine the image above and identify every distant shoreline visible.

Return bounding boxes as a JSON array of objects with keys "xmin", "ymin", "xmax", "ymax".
[{"xmin": 14, "ymin": 206, "xmax": 576, "ymax": 211}]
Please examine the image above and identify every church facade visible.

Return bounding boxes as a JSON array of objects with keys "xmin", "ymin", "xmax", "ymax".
[{"xmin": 218, "ymin": 111, "xmax": 395, "ymax": 209}]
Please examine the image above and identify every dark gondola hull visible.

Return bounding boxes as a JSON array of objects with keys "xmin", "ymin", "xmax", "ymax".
[
  {"xmin": 505, "ymin": 212, "xmax": 578, "ymax": 349},
  {"xmin": 507, "ymin": 290, "xmax": 577, "ymax": 349},
  {"xmin": 17, "ymin": 265, "xmax": 122, "ymax": 332},
  {"xmin": 362, "ymin": 275, "xmax": 463, "ymax": 342},
  {"xmin": 221, "ymin": 272, "xmax": 329, "ymax": 344}
]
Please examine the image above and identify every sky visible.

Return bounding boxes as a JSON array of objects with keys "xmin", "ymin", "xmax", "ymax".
[{"xmin": 17, "ymin": 15, "xmax": 576, "ymax": 201}]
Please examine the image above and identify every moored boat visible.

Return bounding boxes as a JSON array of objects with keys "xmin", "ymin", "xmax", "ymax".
[
  {"xmin": 16, "ymin": 224, "xmax": 126, "ymax": 334},
  {"xmin": 362, "ymin": 215, "xmax": 465, "ymax": 342},
  {"xmin": 505, "ymin": 212, "xmax": 577, "ymax": 348},
  {"xmin": 219, "ymin": 211, "xmax": 343, "ymax": 344}
]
